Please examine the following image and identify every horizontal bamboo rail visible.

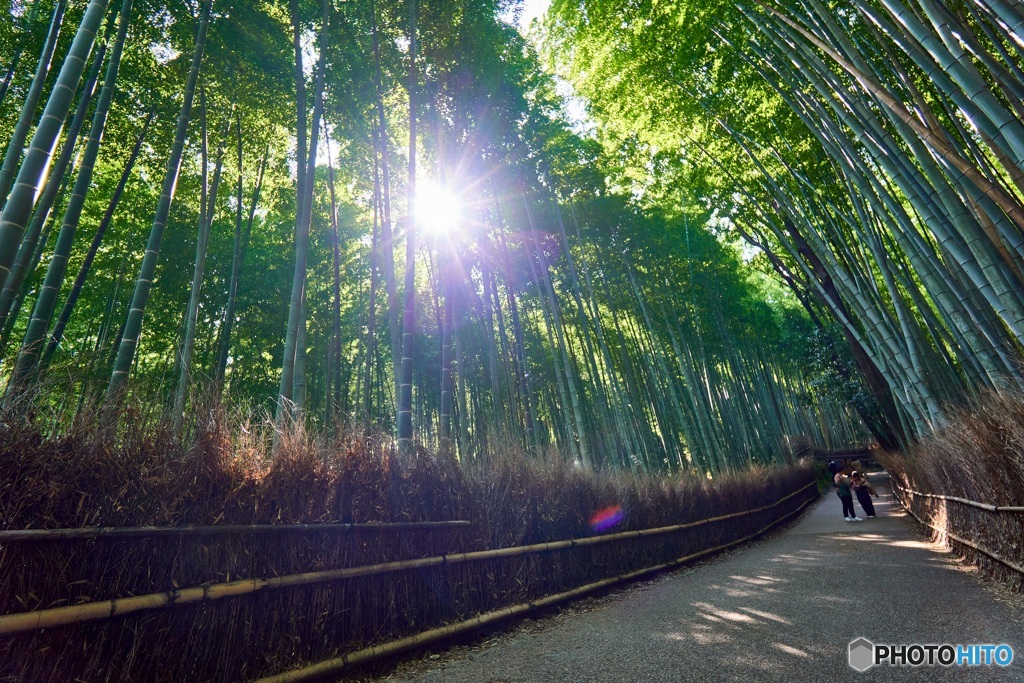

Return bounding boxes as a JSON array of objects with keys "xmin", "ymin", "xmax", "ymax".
[
  {"xmin": 0, "ymin": 520, "xmax": 472, "ymax": 543},
  {"xmin": 889, "ymin": 481, "xmax": 1024, "ymax": 513},
  {"xmin": 0, "ymin": 480, "xmax": 817, "ymax": 636},
  {"xmin": 253, "ymin": 491, "xmax": 819, "ymax": 683},
  {"xmin": 893, "ymin": 491, "xmax": 1024, "ymax": 577}
]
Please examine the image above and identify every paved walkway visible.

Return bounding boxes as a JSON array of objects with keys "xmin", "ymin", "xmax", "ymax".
[{"xmin": 394, "ymin": 473, "xmax": 1023, "ymax": 682}]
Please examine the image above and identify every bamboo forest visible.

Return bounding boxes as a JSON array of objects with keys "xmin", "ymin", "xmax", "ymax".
[{"xmin": 1, "ymin": 0, "xmax": 1023, "ymax": 680}]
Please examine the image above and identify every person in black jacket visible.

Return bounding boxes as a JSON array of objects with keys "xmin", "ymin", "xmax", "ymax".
[
  {"xmin": 834, "ymin": 470, "xmax": 862, "ymax": 522},
  {"xmin": 851, "ymin": 471, "xmax": 878, "ymax": 518}
]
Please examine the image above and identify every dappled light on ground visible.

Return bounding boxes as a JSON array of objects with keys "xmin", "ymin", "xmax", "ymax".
[
  {"xmin": 728, "ymin": 575, "xmax": 782, "ymax": 586},
  {"xmin": 771, "ymin": 642, "xmax": 811, "ymax": 657},
  {"xmin": 887, "ymin": 539, "xmax": 946, "ymax": 551},
  {"xmin": 401, "ymin": 473, "xmax": 1023, "ymax": 682},
  {"xmin": 738, "ymin": 607, "xmax": 791, "ymax": 624}
]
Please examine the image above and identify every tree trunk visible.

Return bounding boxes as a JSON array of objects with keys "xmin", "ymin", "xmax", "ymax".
[
  {"xmin": 439, "ymin": 266, "xmax": 453, "ymax": 444},
  {"xmin": 480, "ymin": 261, "xmax": 503, "ymax": 433},
  {"xmin": 0, "ymin": 27, "xmax": 27, "ymax": 113},
  {"xmin": 324, "ymin": 120, "xmax": 344, "ymax": 420},
  {"xmin": 363, "ymin": 125, "xmax": 383, "ymax": 420},
  {"xmin": 277, "ymin": 0, "xmax": 328, "ymax": 414},
  {"xmin": 0, "ymin": 0, "xmax": 66, "ymax": 211},
  {"xmin": 453, "ymin": 277, "xmax": 471, "ymax": 457},
  {"xmin": 107, "ymin": 0, "xmax": 212, "ymax": 400},
  {"xmin": 369, "ymin": 0, "xmax": 401, "ymax": 403},
  {"xmin": 0, "ymin": 37, "xmax": 106, "ymax": 331},
  {"xmin": 215, "ymin": 140, "xmax": 266, "ymax": 388},
  {"xmin": 42, "ymin": 109, "xmax": 153, "ymax": 367},
  {"xmin": 396, "ymin": 0, "xmax": 418, "ymax": 451},
  {"xmin": 293, "ymin": 291, "xmax": 308, "ymax": 409},
  {"xmin": 173, "ymin": 91, "xmax": 234, "ymax": 424},
  {"xmin": 10, "ymin": 0, "xmax": 132, "ymax": 389},
  {"xmin": 0, "ymin": 0, "xmax": 102, "ymax": 291}
]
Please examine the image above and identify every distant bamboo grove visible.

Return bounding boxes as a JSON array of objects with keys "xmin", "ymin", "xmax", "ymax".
[
  {"xmin": 0, "ymin": 0, "xmax": 872, "ymax": 473},
  {"xmin": 546, "ymin": 0, "xmax": 1024, "ymax": 451}
]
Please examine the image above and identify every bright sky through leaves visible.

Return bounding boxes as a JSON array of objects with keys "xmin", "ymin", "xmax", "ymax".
[{"xmin": 501, "ymin": 0, "xmax": 551, "ymax": 33}]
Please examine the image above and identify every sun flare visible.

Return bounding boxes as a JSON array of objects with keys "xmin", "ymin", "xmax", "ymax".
[{"xmin": 416, "ymin": 181, "xmax": 461, "ymax": 236}]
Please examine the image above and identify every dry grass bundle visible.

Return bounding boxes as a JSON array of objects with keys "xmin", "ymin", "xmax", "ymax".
[
  {"xmin": 0, "ymin": 400, "xmax": 816, "ymax": 681},
  {"xmin": 881, "ymin": 389, "xmax": 1024, "ymax": 592}
]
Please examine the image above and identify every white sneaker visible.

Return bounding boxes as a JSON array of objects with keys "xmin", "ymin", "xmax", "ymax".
[
  {"xmin": 852, "ymin": 517, "xmax": 863, "ymax": 521},
  {"xmin": 845, "ymin": 517, "xmax": 853, "ymax": 522}
]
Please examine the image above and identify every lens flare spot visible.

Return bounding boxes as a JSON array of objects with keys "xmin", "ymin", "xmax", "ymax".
[{"xmin": 590, "ymin": 505, "xmax": 624, "ymax": 532}]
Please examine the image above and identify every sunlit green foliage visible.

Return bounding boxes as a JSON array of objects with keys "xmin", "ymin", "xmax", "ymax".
[{"xmin": 0, "ymin": 0, "xmax": 867, "ymax": 472}]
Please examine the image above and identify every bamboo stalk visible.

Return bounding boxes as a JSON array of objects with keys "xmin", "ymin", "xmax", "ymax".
[
  {"xmin": 0, "ymin": 482, "xmax": 816, "ymax": 635},
  {"xmin": 253, "ymin": 491, "xmax": 819, "ymax": 683},
  {"xmin": 893, "ymin": 489, "xmax": 1024, "ymax": 576},
  {"xmin": 889, "ymin": 480, "xmax": 1024, "ymax": 512},
  {"xmin": 0, "ymin": 520, "xmax": 472, "ymax": 543},
  {"xmin": 755, "ymin": 1, "xmax": 1024, "ymax": 231}
]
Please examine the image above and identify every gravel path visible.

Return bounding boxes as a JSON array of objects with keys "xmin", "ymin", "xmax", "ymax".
[{"xmin": 391, "ymin": 472, "xmax": 1023, "ymax": 682}]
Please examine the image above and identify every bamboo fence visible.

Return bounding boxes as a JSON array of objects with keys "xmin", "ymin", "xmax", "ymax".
[
  {"xmin": 0, "ymin": 481, "xmax": 817, "ymax": 636},
  {"xmin": 254, "ymin": 491, "xmax": 818, "ymax": 683},
  {"xmin": 0, "ymin": 520, "xmax": 472, "ymax": 542},
  {"xmin": 890, "ymin": 480, "xmax": 1024, "ymax": 577},
  {"xmin": 889, "ymin": 482, "xmax": 1024, "ymax": 513}
]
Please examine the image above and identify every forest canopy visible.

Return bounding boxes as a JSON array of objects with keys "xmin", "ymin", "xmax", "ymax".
[{"xmin": 10, "ymin": 0, "xmax": 969, "ymax": 474}]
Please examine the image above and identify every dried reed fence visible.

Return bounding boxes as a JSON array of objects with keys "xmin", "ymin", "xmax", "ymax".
[
  {"xmin": 889, "ymin": 482, "xmax": 1024, "ymax": 576},
  {"xmin": 255, "ymin": 486, "xmax": 818, "ymax": 683},
  {"xmin": 881, "ymin": 390, "xmax": 1024, "ymax": 593},
  {"xmin": 0, "ymin": 407, "xmax": 818, "ymax": 681}
]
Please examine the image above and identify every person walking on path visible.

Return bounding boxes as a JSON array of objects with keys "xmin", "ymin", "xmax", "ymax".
[
  {"xmin": 851, "ymin": 471, "xmax": 877, "ymax": 518},
  {"xmin": 834, "ymin": 470, "xmax": 862, "ymax": 521}
]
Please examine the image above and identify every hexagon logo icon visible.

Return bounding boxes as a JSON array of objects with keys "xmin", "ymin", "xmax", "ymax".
[{"xmin": 849, "ymin": 637, "xmax": 875, "ymax": 672}]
